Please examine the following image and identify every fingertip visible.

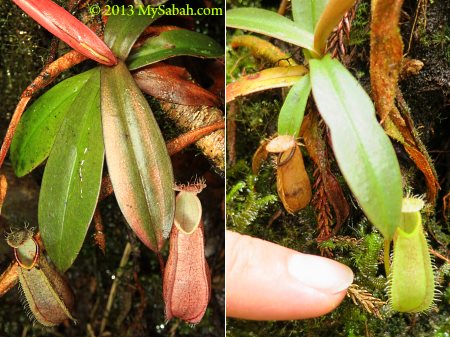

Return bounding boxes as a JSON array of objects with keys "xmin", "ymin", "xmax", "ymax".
[
  {"xmin": 287, "ymin": 253, "xmax": 353, "ymax": 294},
  {"xmin": 225, "ymin": 231, "xmax": 353, "ymax": 320}
]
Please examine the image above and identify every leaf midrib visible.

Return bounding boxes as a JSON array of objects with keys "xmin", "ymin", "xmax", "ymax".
[
  {"xmin": 326, "ymin": 65, "xmax": 387, "ymax": 221},
  {"xmin": 112, "ymin": 69, "xmax": 160, "ymax": 247}
]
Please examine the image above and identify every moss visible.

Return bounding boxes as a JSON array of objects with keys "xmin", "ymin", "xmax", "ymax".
[{"xmin": 349, "ymin": 1, "xmax": 370, "ymax": 47}]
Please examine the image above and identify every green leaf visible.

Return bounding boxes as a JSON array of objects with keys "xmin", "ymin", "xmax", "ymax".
[
  {"xmin": 313, "ymin": 0, "xmax": 356, "ymax": 55},
  {"xmin": 104, "ymin": 10, "xmax": 160, "ymax": 59},
  {"xmin": 310, "ymin": 55, "xmax": 402, "ymax": 241},
  {"xmin": 277, "ymin": 74, "xmax": 311, "ymax": 137},
  {"xmin": 101, "ymin": 61, "xmax": 175, "ymax": 252},
  {"xmin": 226, "ymin": 8, "xmax": 315, "ymax": 52},
  {"xmin": 11, "ymin": 69, "xmax": 96, "ymax": 177},
  {"xmin": 291, "ymin": 0, "xmax": 328, "ymax": 33},
  {"xmin": 39, "ymin": 68, "xmax": 103, "ymax": 272},
  {"xmin": 127, "ymin": 29, "xmax": 223, "ymax": 70},
  {"xmin": 226, "ymin": 66, "xmax": 309, "ymax": 103}
]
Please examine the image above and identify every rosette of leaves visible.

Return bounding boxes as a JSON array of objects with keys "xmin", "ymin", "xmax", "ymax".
[
  {"xmin": 227, "ymin": 0, "xmax": 402, "ymax": 244},
  {"xmin": 10, "ymin": 10, "xmax": 223, "ymax": 272}
]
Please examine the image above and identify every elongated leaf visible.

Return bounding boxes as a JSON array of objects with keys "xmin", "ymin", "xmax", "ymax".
[
  {"xmin": 128, "ymin": 30, "xmax": 223, "ymax": 70},
  {"xmin": 133, "ymin": 63, "xmax": 220, "ymax": 106},
  {"xmin": 104, "ymin": 10, "xmax": 159, "ymax": 59},
  {"xmin": 313, "ymin": 0, "xmax": 356, "ymax": 55},
  {"xmin": 13, "ymin": 0, "xmax": 116, "ymax": 65},
  {"xmin": 277, "ymin": 75, "xmax": 311, "ymax": 137},
  {"xmin": 39, "ymin": 68, "xmax": 104, "ymax": 272},
  {"xmin": 226, "ymin": 66, "xmax": 308, "ymax": 103},
  {"xmin": 226, "ymin": 8, "xmax": 315, "ymax": 52},
  {"xmin": 310, "ymin": 55, "xmax": 402, "ymax": 241},
  {"xmin": 101, "ymin": 61, "xmax": 175, "ymax": 252},
  {"xmin": 11, "ymin": 69, "xmax": 96, "ymax": 177},
  {"xmin": 291, "ymin": 0, "xmax": 328, "ymax": 33}
]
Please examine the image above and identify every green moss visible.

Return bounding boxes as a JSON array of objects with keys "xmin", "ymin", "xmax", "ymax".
[{"xmin": 349, "ymin": 1, "xmax": 370, "ymax": 47}]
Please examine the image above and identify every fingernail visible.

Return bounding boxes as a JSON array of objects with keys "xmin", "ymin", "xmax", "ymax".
[{"xmin": 288, "ymin": 254, "xmax": 353, "ymax": 294}]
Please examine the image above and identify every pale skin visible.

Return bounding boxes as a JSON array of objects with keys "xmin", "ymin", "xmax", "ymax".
[{"xmin": 226, "ymin": 230, "xmax": 354, "ymax": 320}]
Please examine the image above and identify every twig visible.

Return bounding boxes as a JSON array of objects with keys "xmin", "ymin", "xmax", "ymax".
[
  {"xmin": 0, "ymin": 263, "xmax": 19, "ymax": 297},
  {"xmin": 21, "ymin": 325, "xmax": 29, "ymax": 337},
  {"xmin": 86, "ymin": 323, "xmax": 97, "ymax": 337},
  {"xmin": 159, "ymin": 102, "xmax": 225, "ymax": 172},
  {"xmin": 443, "ymin": 190, "xmax": 450, "ymax": 221},
  {"xmin": 429, "ymin": 248, "xmax": 450, "ymax": 264},
  {"xmin": 99, "ymin": 242, "xmax": 132, "ymax": 336},
  {"xmin": 128, "ymin": 271, "xmax": 148, "ymax": 333},
  {"xmin": 277, "ymin": 0, "xmax": 289, "ymax": 16},
  {"xmin": 406, "ymin": 0, "xmax": 425, "ymax": 56},
  {"xmin": 166, "ymin": 120, "xmax": 224, "ymax": 156},
  {"xmin": 227, "ymin": 102, "xmax": 237, "ymax": 166},
  {"xmin": 0, "ymin": 175, "xmax": 7, "ymax": 213}
]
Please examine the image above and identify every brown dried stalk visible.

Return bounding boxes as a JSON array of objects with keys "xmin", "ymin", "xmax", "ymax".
[
  {"xmin": 99, "ymin": 242, "xmax": 132, "ymax": 336},
  {"xmin": 227, "ymin": 102, "xmax": 238, "ymax": 166}
]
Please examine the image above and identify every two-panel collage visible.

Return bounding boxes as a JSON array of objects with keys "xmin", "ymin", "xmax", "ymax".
[{"xmin": 0, "ymin": 0, "xmax": 448, "ymax": 336}]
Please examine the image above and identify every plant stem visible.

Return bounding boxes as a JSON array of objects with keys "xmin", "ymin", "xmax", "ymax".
[
  {"xmin": 165, "ymin": 120, "xmax": 225, "ymax": 156},
  {"xmin": 99, "ymin": 242, "xmax": 132, "ymax": 336},
  {"xmin": 384, "ymin": 239, "xmax": 391, "ymax": 276}
]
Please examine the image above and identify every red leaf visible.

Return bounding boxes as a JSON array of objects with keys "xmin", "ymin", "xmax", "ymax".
[
  {"xmin": 13, "ymin": 0, "xmax": 116, "ymax": 66},
  {"xmin": 133, "ymin": 63, "xmax": 220, "ymax": 106}
]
